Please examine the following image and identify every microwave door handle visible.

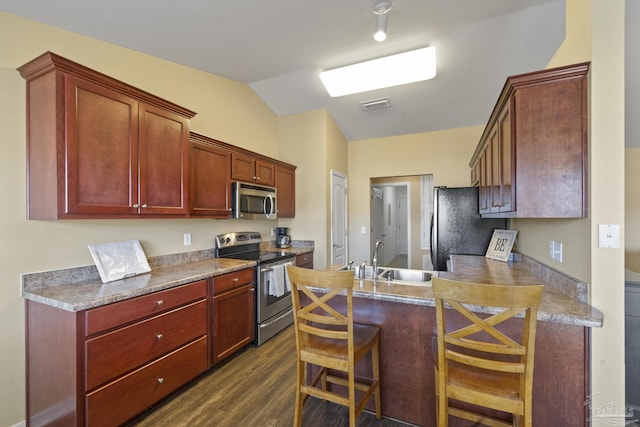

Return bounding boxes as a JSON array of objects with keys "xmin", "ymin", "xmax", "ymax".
[
  {"xmin": 263, "ymin": 195, "xmax": 269, "ymax": 218},
  {"xmin": 265, "ymin": 194, "xmax": 274, "ymax": 218}
]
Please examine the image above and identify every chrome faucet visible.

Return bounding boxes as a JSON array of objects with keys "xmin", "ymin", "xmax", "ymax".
[
  {"xmin": 359, "ymin": 260, "xmax": 367, "ymax": 279},
  {"xmin": 372, "ymin": 240, "xmax": 384, "ymax": 274}
]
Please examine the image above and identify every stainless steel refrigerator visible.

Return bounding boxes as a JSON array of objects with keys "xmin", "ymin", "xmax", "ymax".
[{"xmin": 430, "ymin": 186, "xmax": 506, "ymax": 271}]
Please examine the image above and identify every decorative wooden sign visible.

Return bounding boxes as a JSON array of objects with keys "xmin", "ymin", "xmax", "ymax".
[{"xmin": 485, "ymin": 230, "xmax": 518, "ymax": 262}]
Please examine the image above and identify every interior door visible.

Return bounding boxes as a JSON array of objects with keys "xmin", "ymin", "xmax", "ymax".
[{"xmin": 330, "ymin": 171, "xmax": 347, "ymax": 265}]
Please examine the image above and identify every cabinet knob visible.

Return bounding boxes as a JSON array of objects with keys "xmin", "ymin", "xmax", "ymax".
[
  {"xmin": 133, "ymin": 203, "xmax": 140, "ymax": 208},
  {"xmin": 156, "ymin": 300, "xmax": 164, "ymax": 306},
  {"xmin": 157, "ymin": 377, "xmax": 164, "ymax": 384},
  {"xmin": 233, "ymin": 278, "xmax": 239, "ymax": 282},
  {"xmin": 141, "ymin": 204, "xmax": 148, "ymax": 208},
  {"xmin": 253, "ymin": 176, "xmax": 257, "ymax": 180},
  {"xmin": 156, "ymin": 333, "xmax": 163, "ymax": 340}
]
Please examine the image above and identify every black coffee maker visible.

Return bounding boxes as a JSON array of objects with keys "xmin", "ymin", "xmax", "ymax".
[{"xmin": 275, "ymin": 227, "xmax": 291, "ymax": 249}]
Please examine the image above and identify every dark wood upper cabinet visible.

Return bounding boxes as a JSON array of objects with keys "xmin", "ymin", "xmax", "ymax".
[
  {"xmin": 275, "ymin": 165, "xmax": 296, "ymax": 217},
  {"xmin": 470, "ymin": 62, "xmax": 589, "ymax": 218},
  {"xmin": 189, "ymin": 133, "xmax": 233, "ymax": 218},
  {"xmin": 231, "ymin": 152, "xmax": 275, "ymax": 186},
  {"xmin": 18, "ymin": 52, "xmax": 195, "ymax": 219}
]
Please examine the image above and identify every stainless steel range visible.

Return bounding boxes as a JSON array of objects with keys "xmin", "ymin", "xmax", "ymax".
[{"xmin": 215, "ymin": 231, "xmax": 296, "ymax": 345}]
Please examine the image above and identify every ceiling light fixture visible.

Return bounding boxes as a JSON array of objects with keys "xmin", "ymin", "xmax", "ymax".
[
  {"xmin": 319, "ymin": 47, "xmax": 437, "ymax": 97},
  {"xmin": 373, "ymin": 1, "xmax": 392, "ymax": 42}
]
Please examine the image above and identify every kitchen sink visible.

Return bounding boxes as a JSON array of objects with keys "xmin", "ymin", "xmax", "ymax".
[
  {"xmin": 339, "ymin": 265, "xmax": 435, "ymax": 284},
  {"xmin": 378, "ymin": 268, "xmax": 433, "ymax": 283}
]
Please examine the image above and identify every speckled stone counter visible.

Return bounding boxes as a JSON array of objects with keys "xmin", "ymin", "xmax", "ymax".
[
  {"xmin": 260, "ymin": 240, "xmax": 314, "ymax": 255},
  {"xmin": 21, "ymin": 249, "xmax": 255, "ymax": 312},
  {"xmin": 329, "ymin": 254, "xmax": 603, "ymax": 328}
]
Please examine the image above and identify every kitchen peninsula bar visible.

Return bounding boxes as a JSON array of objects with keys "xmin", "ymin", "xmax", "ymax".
[{"xmin": 331, "ymin": 254, "xmax": 602, "ymax": 426}]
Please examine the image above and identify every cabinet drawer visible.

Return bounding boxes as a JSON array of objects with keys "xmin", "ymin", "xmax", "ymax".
[
  {"xmin": 85, "ymin": 300, "xmax": 206, "ymax": 391},
  {"xmin": 213, "ymin": 268, "xmax": 254, "ymax": 294},
  {"xmin": 84, "ymin": 280, "xmax": 206, "ymax": 336},
  {"xmin": 296, "ymin": 253, "xmax": 313, "ymax": 268},
  {"xmin": 86, "ymin": 336, "xmax": 208, "ymax": 427}
]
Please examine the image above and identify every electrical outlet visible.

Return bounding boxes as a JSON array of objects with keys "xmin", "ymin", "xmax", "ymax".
[
  {"xmin": 598, "ymin": 224, "xmax": 620, "ymax": 248},
  {"xmin": 183, "ymin": 233, "xmax": 192, "ymax": 246},
  {"xmin": 549, "ymin": 240, "xmax": 562, "ymax": 262},
  {"xmin": 553, "ymin": 241, "xmax": 563, "ymax": 262}
]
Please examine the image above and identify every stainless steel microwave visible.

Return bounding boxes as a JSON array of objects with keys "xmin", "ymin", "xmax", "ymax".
[{"xmin": 232, "ymin": 182, "xmax": 277, "ymax": 220}]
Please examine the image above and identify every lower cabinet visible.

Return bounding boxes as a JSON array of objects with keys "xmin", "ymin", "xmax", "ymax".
[
  {"xmin": 25, "ymin": 275, "xmax": 256, "ymax": 426},
  {"xmin": 296, "ymin": 252, "xmax": 313, "ymax": 269},
  {"xmin": 212, "ymin": 268, "xmax": 256, "ymax": 364}
]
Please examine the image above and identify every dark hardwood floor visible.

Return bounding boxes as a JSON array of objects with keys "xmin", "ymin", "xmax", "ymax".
[{"xmin": 128, "ymin": 326, "xmax": 412, "ymax": 427}]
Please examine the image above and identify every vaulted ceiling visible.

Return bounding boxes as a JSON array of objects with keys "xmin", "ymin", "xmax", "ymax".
[{"xmin": 0, "ymin": 0, "xmax": 566, "ymax": 141}]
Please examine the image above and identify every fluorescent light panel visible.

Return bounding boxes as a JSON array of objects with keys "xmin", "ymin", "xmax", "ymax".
[{"xmin": 319, "ymin": 47, "xmax": 436, "ymax": 97}]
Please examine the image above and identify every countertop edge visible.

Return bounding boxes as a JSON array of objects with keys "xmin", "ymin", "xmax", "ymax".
[{"xmin": 22, "ymin": 259, "xmax": 257, "ymax": 312}]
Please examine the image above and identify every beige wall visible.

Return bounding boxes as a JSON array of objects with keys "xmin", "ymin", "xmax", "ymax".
[
  {"xmin": 278, "ymin": 109, "xmax": 347, "ymax": 268},
  {"xmin": 348, "ymin": 126, "xmax": 482, "ymax": 265},
  {"xmin": 0, "ymin": 12, "xmax": 284, "ymax": 426}
]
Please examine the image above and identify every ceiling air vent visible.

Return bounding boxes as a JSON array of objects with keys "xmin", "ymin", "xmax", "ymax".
[{"xmin": 360, "ymin": 97, "xmax": 390, "ymax": 112}]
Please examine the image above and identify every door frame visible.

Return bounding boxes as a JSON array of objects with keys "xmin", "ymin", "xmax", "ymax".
[{"xmin": 330, "ymin": 170, "xmax": 348, "ymax": 265}]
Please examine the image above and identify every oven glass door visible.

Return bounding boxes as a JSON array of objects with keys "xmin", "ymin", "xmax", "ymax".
[{"xmin": 258, "ymin": 259, "xmax": 294, "ymax": 323}]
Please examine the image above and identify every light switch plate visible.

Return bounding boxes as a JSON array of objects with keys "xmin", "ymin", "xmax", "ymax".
[{"xmin": 598, "ymin": 224, "xmax": 620, "ymax": 248}]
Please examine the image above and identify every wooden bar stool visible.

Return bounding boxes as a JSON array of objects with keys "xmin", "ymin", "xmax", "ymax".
[
  {"xmin": 287, "ymin": 266, "xmax": 381, "ymax": 427},
  {"xmin": 432, "ymin": 277, "xmax": 543, "ymax": 427}
]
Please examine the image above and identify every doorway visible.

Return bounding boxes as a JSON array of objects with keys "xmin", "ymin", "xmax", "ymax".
[
  {"xmin": 370, "ymin": 175, "xmax": 433, "ymax": 270},
  {"xmin": 370, "ymin": 182, "xmax": 410, "ymax": 268}
]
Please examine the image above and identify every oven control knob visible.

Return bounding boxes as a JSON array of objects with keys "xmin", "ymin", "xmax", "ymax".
[{"xmin": 225, "ymin": 237, "xmax": 231, "ymax": 244}]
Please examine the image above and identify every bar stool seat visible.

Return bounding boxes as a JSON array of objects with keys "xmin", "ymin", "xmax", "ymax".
[
  {"xmin": 287, "ymin": 266, "xmax": 381, "ymax": 427},
  {"xmin": 432, "ymin": 277, "xmax": 543, "ymax": 427}
]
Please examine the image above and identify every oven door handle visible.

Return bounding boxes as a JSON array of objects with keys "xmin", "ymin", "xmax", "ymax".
[
  {"xmin": 259, "ymin": 307, "xmax": 294, "ymax": 328},
  {"xmin": 260, "ymin": 261, "xmax": 294, "ymax": 274}
]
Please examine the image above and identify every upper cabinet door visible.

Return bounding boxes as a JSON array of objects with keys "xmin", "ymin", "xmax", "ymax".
[
  {"xmin": 231, "ymin": 152, "xmax": 275, "ymax": 186},
  {"xmin": 138, "ymin": 103, "xmax": 189, "ymax": 215},
  {"xmin": 275, "ymin": 165, "xmax": 295, "ymax": 217},
  {"xmin": 231, "ymin": 152, "xmax": 256, "ymax": 183},
  {"xmin": 190, "ymin": 137, "xmax": 232, "ymax": 218},
  {"xmin": 255, "ymin": 160, "xmax": 275, "ymax": 186},
  {"xmin": 65, "ymin": 76, "xmax": 139, "ymax": 216}
]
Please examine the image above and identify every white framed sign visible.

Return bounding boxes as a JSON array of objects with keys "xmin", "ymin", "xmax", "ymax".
[{"xmin": 485, "ymin": 230, "xmax": 518, "ymax": 262}]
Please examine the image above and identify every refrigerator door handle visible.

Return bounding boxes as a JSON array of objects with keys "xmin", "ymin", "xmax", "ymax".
[{"xmin": 430, "ymin": 213, "xmax": 436, "ymax": 270}]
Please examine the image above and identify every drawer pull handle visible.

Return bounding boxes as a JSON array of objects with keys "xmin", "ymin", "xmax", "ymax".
[
  {"xmin": 156, "ymin": 300, "xmax": 164, "ymax": 306},
  {"xmin": 233, "ymin": 278, "xmax": 239, "ymax": 282},
  {"xmin": 157, "ymin": 377, "xmax": 164, "ymax": 384},
  {"xmin": 156, "ymin": 333, "xmax": 163, "ymax": 340}
]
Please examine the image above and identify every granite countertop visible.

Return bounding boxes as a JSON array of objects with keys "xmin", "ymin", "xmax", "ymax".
[
  {"xmin": 22, "ymin": 256, "xmax": 255, "ymax": 312},
  {"xmin": 21, "ymin": 243, "xmax": 315, "ymax": 313},
  {"xmin": 331, "ymin": 255, "xmax": 603, "ymax": 328},
  {"xmin": 260, "ymin": 241, "xmax": 314, "ymax": 255}
]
